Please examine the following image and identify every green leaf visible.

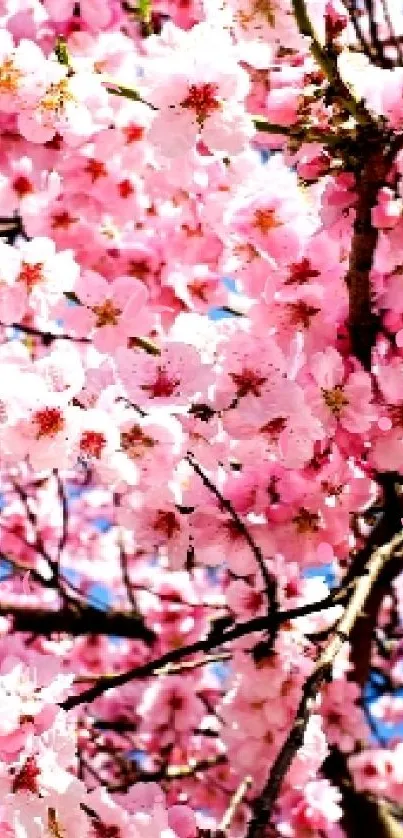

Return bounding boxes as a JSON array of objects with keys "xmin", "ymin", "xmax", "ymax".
[
  {"xmin": 105, "ymin": 83, "xmax": 141, "ymax": 102},
  {"xmin": 137, "ymin": 0, "xmax": 151, "ymax": 23},
  {"xmin": 55, "ymin": 36, "xmax": 70, "ymax": 67}
]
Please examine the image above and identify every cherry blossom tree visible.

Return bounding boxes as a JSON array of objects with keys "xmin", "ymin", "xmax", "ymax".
[{"xmin": 0, "ymin": 0, "xmax": 402, "ymax": 836}]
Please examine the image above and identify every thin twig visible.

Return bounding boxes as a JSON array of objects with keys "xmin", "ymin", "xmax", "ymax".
[
  {"xmin": 291, "ymin": 0, "xmax": 373, "ymax": 125},
  {"xmin": 341, "ymin": 0, "xmax": 374, "ymax": 62},
  {"xmin": 219, "ymin": 776, "xmax": 253, "ymax": 832},
  {"xmin": 108, "ymin": 753, "xmax": 228, "ymax": 793},
  {"xmin": 186, "ymin": 452, "xmax": 278, "ymax": 625},
  {"xmin": 380, "ymin": 0, "xmax": 403, "ymax": 65},
  {"xmin": 364, "ymin": 0, "xmax": 389, "ymax": 66},
  {"xmin": 54, "ymin": 471, "xmax": 68, "ymax": 567},
  {"xmin": 0, "ymin": 602, "xmax": 156, "ymax": 643},
  {"xmin": 1, "ymin": 321, "xmax": 91, "ymax": 345},
  {"xmin": 60, "ymin": 590, "xmax": 346, "ymax": 710}
]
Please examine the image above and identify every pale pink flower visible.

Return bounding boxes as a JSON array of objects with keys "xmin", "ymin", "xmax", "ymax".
[
  {"xmin": 142, "ymin": 23, "xmax": 253, "ymax": 157},
  {"xmin": 308, "ymin": 346, "xmax": 377, "ymax": 434},
  {"xmin": 64, "ymin": 270, "xmax": 152, "ymax": 353},
  {"xmin": 116, "ymin": 342, "xmax": 211, "ymax": 408}
]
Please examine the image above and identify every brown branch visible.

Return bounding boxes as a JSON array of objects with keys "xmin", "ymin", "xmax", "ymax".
[
  {"xmin": 341, "ymin": 0, "xmax": 375, "ymax": 62},
  {"xmin": 291, "ymin": 0, "xmax": 373, "ymax": 125},
  {"xmin": 76, "ymin": 652, "xmax": 231, "ymax": 681},
  {"xmin": 60, "ymin": 591, "xmax": 347, "ymax": 711},
  {"xmin": 219, "ymin": 776, "xmax": 253, "ymax": 833},
  {"xmin": 245, "ymin": 530, "xmax": 403, "ymax": 838},
  {"xmin": 364, "ymin": 0, "xmax": 393, "ymax": 67},
  {"xmin": 345, "ymin": 473, "xmax": 402, "ymax": 685},
  {"xmin": 1, "ymin": 321, "xmax": 91, "ymax": 345},
  {"xmin": 114, "ymin": 492, "xmax": 137, "ymax": 612},
  {"xmin": 107, "ymin": 754, "xmax": 228, "ymax": 793},
  {"xmin": 55, "ymin": 472, "xmax": 68, "ymax": 557},
  {"xmin": 186, "ymin": 452, "xmax": 278, "ymax": 625},
  {"xmin": 344, "ymin": 138, "xmax": 393, "ymax": 369},
  {"xmin": 1, "ymin": 603, "xmax": 155, "ymax": 643},
  {"xmin": 292, "ymin": 0, "xmax": 403, "ymax": 372},
  {"xmin": 379, "ymin": 0, "xmax": 403, "ymax": 65},
  {"xmin": 324, "ymin": 748, "xmax": 403, "ymax": 838}
]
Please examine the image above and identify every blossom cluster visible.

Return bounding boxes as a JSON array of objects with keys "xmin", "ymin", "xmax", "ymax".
[{"xmin": 0, "ymin": 0, "xmax": 400, "ymax": 836}]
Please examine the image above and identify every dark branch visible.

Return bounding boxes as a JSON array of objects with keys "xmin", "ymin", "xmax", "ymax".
[
  {"xmin": 2, "ymin": 602, "xmax": 155, "ymax": 643},
  {"xmin": 60, "ymin": 590, "xmax": 347, "ymax": 711},
  {"xmin": 245, "ymin": 531, "xmax": 403, "ymax": 838},
  {"xmin": 0, "ymin": 321, "xmax": 91, "ymax": 346},
  {"xmin": 186, "ymin": 452, "xmax": 278, "ymax": 625}
]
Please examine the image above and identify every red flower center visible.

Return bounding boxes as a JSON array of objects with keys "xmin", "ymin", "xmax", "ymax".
[
  {"xmin": 92, "ymin": 299, "xmax": 122, "ymax": 327},
  {"xmin": 33, "ymin": 407, "xmax": 65, "ymax": 438},
  {"xmin": 142, "ymin": 367, "xmax": 180, "ymax": 399},
  {"xmin": 79, "ymin": 431, "xmax": 106, "ymax": 460},
  {"xmin": 180, "ymin": 83, "xmax": 221, "ymax": 125},
  {"xmin": 230, "ymin": 368, "xmax": 267, "ymax": 398},
  {"xmin": 154, "ymin": 510, "xmax": 180, "ymax": 539},
  {"xmin": 12, "ymin": 756, "xmax": 40, "ymax": 794},
  {"xmin": 18, "ymin": 262, "xmax": 44, "ymax": 291},
  {"xmin": 13, "ymin": 175, "xmax": 33, "ymax": 198},
  {"xmin": 85, "ymin": 158, "xmax": 107, "ymax": 182}
]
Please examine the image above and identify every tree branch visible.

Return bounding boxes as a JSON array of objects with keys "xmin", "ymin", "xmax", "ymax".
[
  {"xmin": 219, "ymin": 776, "xmax": 253, "ymax": 833},
  {"xmin": 344, "ymin": 138, "xmax": 393, "ymax": 369},
  {"xmin": 1, "ymin": 602, "xmax": 155, "ymax": 643},
  {"xmin": 245, "ymin": 530, "xmax": 403, "ymax": 838},
  {"xmin": 324, "ymin": 748, "xmax": 403, "ymax": 838},
  {"xmin": 291, "ymin": 0, "xmax": 373, "ymax": 125},
  {"xmin": 107, "ymin": 753, "xmax": 228, "ymax": 793},
  {"xmin": 345, "ymin": 473, "xmax": 402, "ymax": 685},
  {"xmin": 1, "ymin": 321, "xmax": 91, "ymax": 345},
  {"xmin": 186, "ymin": 452, "xmax": 278, "ymax": 627},
  {"xmin": 60, "ymin": 591, "xmax": 347, "ymax": 711}
]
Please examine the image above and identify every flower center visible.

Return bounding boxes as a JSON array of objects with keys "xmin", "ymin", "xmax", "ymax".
[
  {"xmin": 287, "ymin": 301, "xmax": 320, "ymax": 328},
  {"xmin": 252, "ymin": 208, "xmax": 281, "ymax": 234},
  {"xmin": 388, "ymin": 403, "xmax": 403, "ymax": 426},
  {"xmin": 285, "ymin": 258, "xmax": 321, "ymax": 285},
  {"xmin": 18, "ymin": 262, "xmax": 44, "ymax": 291},
  {"xmin": 0, "ymin": 57, "xmax": 22, "ymax": 94},
  {"xmin": 230, "ymin": 368, "xmax": 267, "ymax": 398},
  {"xmin": 92, "ymin": 824, "xmax": 121, "ymax": 838},
  {"xmin": 253, "ymin": 0, "xmax": 275, "ymax": 24},
  {"xmin": 41, "ymin": 79, "xmax": 74, "ymax": 114},
  {"xmin": 33, "ymin": 407, "xmax": 65, "ymax": 438},
  {"xmin": 322, "ymin": 385, "xmax": 349, "ymax": 417},
  {"xmin": 85, "ymin": 158, "xmax": 107, "ymax": 182},
  {"xmin": 79, "ymin": 431, "xmax": 106, "ymax": 459},
  {"xmin": 180, "ymin": 83, "xmax": 221, "ymax": 126},
  {"xmin": 154, "ymin": 510, "xmax": 180, "ymax": 539},
  {"xmin": 12, "ymin": 756, "xmax": 40, "ymax": 794},
  {"xmin": 188, "ymin": 280, "xmax": 211, "ymax": 302},
  {"xmin": 13, "ymin": 175, "xmax": 33, "ymax": 198},
  {"xmin": 141, "ymin": 367, "xmax": 180, "ymax": 399},
  {"xmin": 92, "ymin": 299, "xmax": 122, "ymax": 327},
  {"xmin": 237, "ymin": 0, "xmax": 275, "ymax": 27},
  {"xmin": 124, "ymin": 123, "xmax": 144, "ymax": 143},
  {"xmin": 293, "ymin": 507, "xmax": 321, "ymax": 533},
  {"xmin": 121, "ymin": 425, "xmax": 155, "ymax": 459},
  {"xmin": 118, "ymin": 179, "xmax": 134, "ymax": 199},
  {"xmin": 128, "ymin": 260, "xmax": 149, "ymax": 281},
  {"xmin": 51, "ymin": 211, "xmax": 76, "ymax": 229}
]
